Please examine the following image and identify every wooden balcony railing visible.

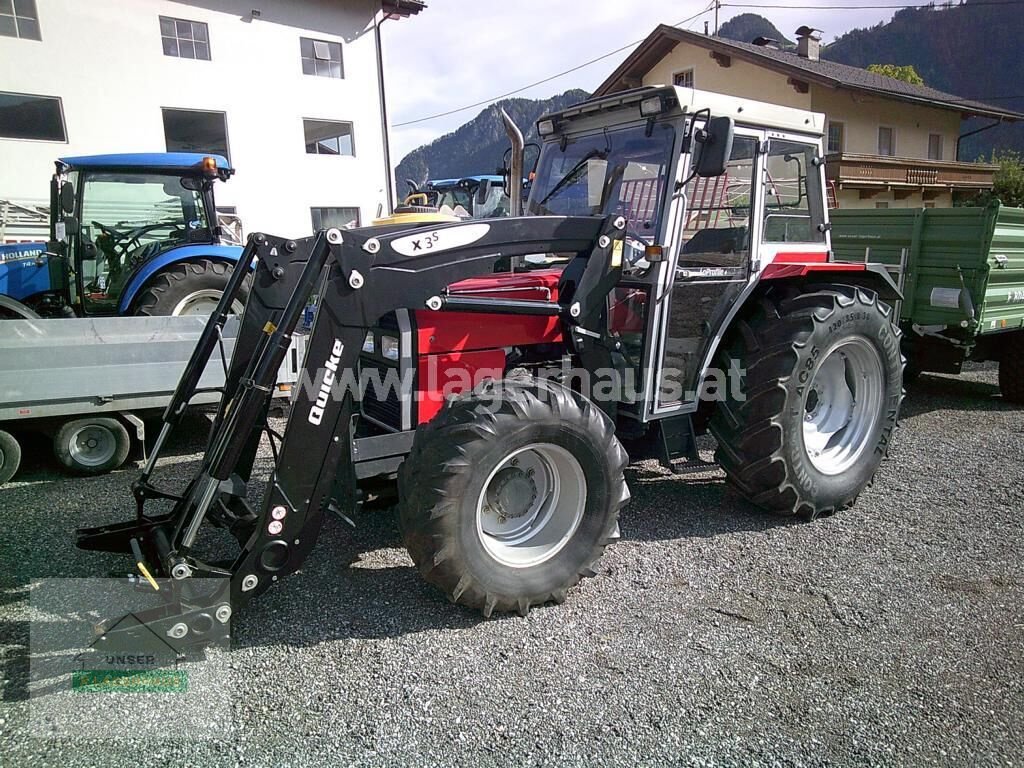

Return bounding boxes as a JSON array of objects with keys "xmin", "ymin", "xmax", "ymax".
[{"xmin": 824, "ymin": 153, "xmax": 998, "ymax": 191}]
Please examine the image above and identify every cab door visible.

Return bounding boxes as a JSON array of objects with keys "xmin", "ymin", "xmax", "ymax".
[{"xmin": 650, "ymin": 128, "xmax": 764, "ymax": 415}]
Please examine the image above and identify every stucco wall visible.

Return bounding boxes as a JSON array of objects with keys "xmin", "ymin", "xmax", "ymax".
[
  {"xmin": 812, "ymin": 88, "xmax": 960, "ymax": 160},
  {"xmin": 641, "ymin": 40, "xmax": 962, "ymax": 164},
  {"xmin": 0, "ymin": 0, "xmax": 392, "ymax": 238},
  {"xmin": 643, "ymin": 42, "xmax": 812, "ymax": 111}
]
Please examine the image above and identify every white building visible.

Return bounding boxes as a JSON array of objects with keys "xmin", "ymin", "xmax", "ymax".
[{"xmin": 0, "ymin": 0, "xmax": 424, "ymax": 240}]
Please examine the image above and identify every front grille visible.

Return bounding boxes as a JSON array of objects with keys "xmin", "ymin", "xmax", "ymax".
[{"xmin": 360, "ymin": 359, "xmax": 403, "ymax": 430}]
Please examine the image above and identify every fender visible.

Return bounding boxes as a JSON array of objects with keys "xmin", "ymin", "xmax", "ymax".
[
  {"xmin": 117, "ymin": 244, "xmax": 245, "ymax": 313},
  {"xmin": 761, "ymin": 261, "xmax": 902, "ymax": 301}
]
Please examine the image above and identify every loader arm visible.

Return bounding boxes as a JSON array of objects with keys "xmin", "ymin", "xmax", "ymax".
[{"xmin": 76, "ymin": 214, "xmax": 625, "ymax": 650}]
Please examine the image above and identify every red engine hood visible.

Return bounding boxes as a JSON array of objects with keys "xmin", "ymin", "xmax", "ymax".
[{"xmin": 447, "ymin": 268, "xmax": 563, "ymax": 301}]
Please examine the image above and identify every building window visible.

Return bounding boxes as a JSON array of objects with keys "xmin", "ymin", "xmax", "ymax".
[
  {"xmin": 928, "ymin": 133, "xmax": 943, "ymax": 161},
  {"xmin": 875, "ymin": 202, "xmax": 889, "ymax": 209},
  {"xmin": 301, "ymin": 37, "xmax": 343, "ymax": 78},
  {"xmin": 827, "ymin": 121, "xmax": 844, "ymax": 154},
  {"xmin": 0, "ymin": 91, "xmax": 65, "ymax": 141},
  {"xmin": 311, "ymin": 207, "xmax": 360, "ymax": 231},
  {"xmin": 160, "ymin": 16, "xmax": 210, "ymax": 60},
  {"xmin": 673, "ymin": 69, "xmax": 694, "ymax": 89},
  {"xmin": 0, "ymin": 0, "xmax": 40, "ymax": 40},
  {"xmin": 877, "ymin": 126, "xmax": 895, "ymax": 157},
  {"xmin": 304, "ymin": 119, "xmax": 354, "ymax": 156},
  {"xmin": 163, "ymin": 108, "xmax": 229, "ymax": 160}
]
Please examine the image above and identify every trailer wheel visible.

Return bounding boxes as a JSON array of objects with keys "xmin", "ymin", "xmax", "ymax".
[
  {"xmin": 0, "ymin": 429, "xmax": 22, "ymax": 484},
  {"xmin": 53, "ymin": 417, "xmax": 131, "ymax": 475},
  {"xmin": 399, "ymin": 376, "xmax": 629, "ymax": 617},
  {"xmin": 710, "ymin": 285, "xmax": 903, "ymax": 519},
  {"xmin": 998, "ymin": 334, "xmax": 1024, "ymax": 403},
  {"xmin": 133, "ymin": 258, "xmax": 248, "ymax": 317}
]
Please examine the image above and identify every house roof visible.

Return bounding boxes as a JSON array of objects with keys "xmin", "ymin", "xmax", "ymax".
[{"xmin": 596, "ymin": 25, "xmax": 1024, "ymax": 122}]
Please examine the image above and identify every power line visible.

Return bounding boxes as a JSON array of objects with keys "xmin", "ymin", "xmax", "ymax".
[{"xmin": 393, "ymin": 4, "xmax": 716, "ymax": 128}]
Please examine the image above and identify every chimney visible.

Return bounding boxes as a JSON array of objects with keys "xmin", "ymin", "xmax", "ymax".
[{"xmin": 795, "ymin": 26, "xmax": 822, "ymax": 60}]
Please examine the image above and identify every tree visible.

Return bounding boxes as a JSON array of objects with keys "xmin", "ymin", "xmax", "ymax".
[
  {"xmin": 986, "ymin": 151, "xmax": 1024, "ymax": 207},
  {"xmin": 866, "ymin": 64, "xmax": 925, "ymax": 85}
]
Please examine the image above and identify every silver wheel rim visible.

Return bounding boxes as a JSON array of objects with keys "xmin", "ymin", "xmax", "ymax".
[
  {"xmin": 172, "ymin": 290, "xmax": 244, "ymax": 316},
  {"xmin": 68, "ymin": 425, "xmax": 117, "ymax": 468},
  {"xmin": 475, "ymin": 443, "xmax": 587, "ymax": 568},
  {"xmin": 801, "ymin": 336, "xmax": 885, "ymax": 476}
]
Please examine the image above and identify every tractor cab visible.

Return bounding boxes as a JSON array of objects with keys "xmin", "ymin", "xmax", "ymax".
[
  {"xmin": 523, "ymin": 86, "xmax": 830, "ymax": 417},
  {"xmin": 26, "ymin": 153, "xmax": 239, "ymax": 317}
]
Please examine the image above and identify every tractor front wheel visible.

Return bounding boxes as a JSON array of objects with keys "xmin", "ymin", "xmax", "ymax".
[
  {"xmin": 710, "ymin": 285, "xmax": 903, "ymax": 519},
  {"xmin": 399, "ymin": 376, "xmax": 629, "ymax": 617},
  {"xmin": 133, "ymin": 259, "xmax": 248, "ymax": 317}
]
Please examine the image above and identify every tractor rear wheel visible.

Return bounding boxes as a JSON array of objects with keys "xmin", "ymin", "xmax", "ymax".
[
  {"xmin": 133, "ymin": 258, "xmax": 248, "ymax": 317},
  {"xmin": 998, "ymin": 334, "xmax": 1024, "ymax": 403},
  {"xmin": 710, "ymin": 285, "xmax": 903, "ymax": 519},
  {"xmin": 0, "ymin": 429, "xmax": 22, "ymax": 484},
  {"xmin": 399, "ymin": 376, "xmax": 628, "ymax": 617}
]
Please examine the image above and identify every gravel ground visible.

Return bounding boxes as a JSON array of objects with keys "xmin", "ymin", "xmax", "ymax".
[{"xmin": 1, "ymin": 364, "xmax": 1022, "ymax": 766}]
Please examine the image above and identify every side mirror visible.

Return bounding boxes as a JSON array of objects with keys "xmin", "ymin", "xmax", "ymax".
[
  {"xmin": 60, "ymin": 181, "xmax": 75, "ymax": 214},
  {"xmin": 694, "ymin": 116, "xmax": 734, "ymax": 178}
]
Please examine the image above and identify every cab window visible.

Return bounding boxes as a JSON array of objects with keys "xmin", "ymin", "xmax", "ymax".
[{"xmin": 762, "ymin": 140, "xmax": 825, "ymax": 243}]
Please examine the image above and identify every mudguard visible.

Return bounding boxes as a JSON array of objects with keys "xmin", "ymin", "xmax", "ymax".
[{"xmin": 117, "ymin": 244, "xmax": 245, "ymax": 313}]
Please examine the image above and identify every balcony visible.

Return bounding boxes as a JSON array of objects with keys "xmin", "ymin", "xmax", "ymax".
[{"xmin": 824, "ymin": 152, "xmax": 998, "ymax": 200}]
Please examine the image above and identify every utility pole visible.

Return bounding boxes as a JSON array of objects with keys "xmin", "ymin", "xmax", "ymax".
[{"xmin": 714, "ymin": 0, "xmax": 720, "ymax": 35}]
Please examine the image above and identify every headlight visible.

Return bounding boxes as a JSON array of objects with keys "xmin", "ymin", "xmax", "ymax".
[
  {"xmin": 362, "ymin": 332, "xmax": 375, "ymax": 354},
  {"xmin": 380, "ymin": 335, "xmax": 400, "ymax": 361}
]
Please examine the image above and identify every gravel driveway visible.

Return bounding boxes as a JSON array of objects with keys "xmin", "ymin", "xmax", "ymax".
[{"xmin": 1, "ymin": 364, "xmax": 1022, "ymax": 766}]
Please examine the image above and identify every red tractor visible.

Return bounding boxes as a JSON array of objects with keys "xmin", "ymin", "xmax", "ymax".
[{"xmin": 79, "ymin": 86, "xmax": 903, "ymax": 649}]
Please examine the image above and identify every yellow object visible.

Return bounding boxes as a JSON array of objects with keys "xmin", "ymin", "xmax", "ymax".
[
  {"xmin": 137, "ymin": 561, "xmax": 160, "ymax": 591},
  {"xmin": 263, "ymin": 320, "xmax": 277, "ymax": 334},
  {"xmin": 371, "ymin": 211, "xmax": 460, "ymax": 227}
]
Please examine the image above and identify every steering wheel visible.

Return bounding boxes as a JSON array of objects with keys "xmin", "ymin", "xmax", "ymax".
[{"xmin": 92, "ymin": 220, "xmax": 187, "ymax": 259}]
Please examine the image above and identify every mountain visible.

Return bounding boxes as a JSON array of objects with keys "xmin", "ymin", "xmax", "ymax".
[
  {"xmin": 718, "ymin": 13, "xmax": 792, "ymax": 47},
  {"xmin": 395, "ymin": 89, "xmax": 590, "ymax": 189},
  {"xmin": 820, "ymin": 0, "xmax": 1023, "ymax": 158}
]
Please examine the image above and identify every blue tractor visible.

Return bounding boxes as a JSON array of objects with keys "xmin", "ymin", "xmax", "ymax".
[{"xmin": 0, "ymin": 153, "xmax": 246, "ymax": 319}]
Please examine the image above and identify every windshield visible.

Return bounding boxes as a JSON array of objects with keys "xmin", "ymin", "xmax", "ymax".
[{"xmin": 526, "ymin": 121, "xmax": 676, "ymax": 243}]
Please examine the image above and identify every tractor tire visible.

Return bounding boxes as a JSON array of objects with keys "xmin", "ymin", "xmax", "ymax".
[
  {"xmin": 399, "ymin": 376, "xmax": 629, "ymax": 617},
  {"xmin": 0, "ymin": 429, "xmax": 22, "ymax": 484},
  {"xmin": 133, "ymin": 258, "xmax": 249, "ymax": 317},
  {"xmin": 709, "ymin": 285, "xmax": 903, "ymax": 520},
  {"xmin": 53, "ymin": 417, "xmax": 131, "ymax": 476},
  {"xmin": 998, "ymin": 334, "xmax": 1024, "ymax": 403}
]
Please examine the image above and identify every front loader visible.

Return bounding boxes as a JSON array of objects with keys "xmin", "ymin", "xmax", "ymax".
[{"xmin": 77, "ymin": 85, "xmax": 904, "ymax": 649}]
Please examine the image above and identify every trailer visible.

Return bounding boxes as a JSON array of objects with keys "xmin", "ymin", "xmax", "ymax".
[
  {"xmin": 831, "ymin": 202, "xmax": 1024, "ymax": 400},
  {"xmin": 0, "ymin": 315, "xmax": 303, "ymax": 483}
]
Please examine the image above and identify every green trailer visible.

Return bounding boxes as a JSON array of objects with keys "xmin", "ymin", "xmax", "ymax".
[{"xmin": 831, "ymin": 202, "xmax": 1024, "ymax": 401}]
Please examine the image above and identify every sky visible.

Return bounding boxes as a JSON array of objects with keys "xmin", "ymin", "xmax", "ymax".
[{"xmin": 382, "ymin": 0, "xmax": 902, "ymax": 162}]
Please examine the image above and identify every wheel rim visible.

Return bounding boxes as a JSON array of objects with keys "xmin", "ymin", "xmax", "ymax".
[
  {"xmin": 801, "ymin": 336, "xmax": 885, "ymax": 476},
  {"xmin": 475, "ymin": 443, "xmax": 587, "ymax": 568},
  {"xmin": 171, "ymin": 290, "xmax": 244, "ymax": 316},
  {"xmin": 68, "ymin": 425, "xmax": 117, "ymax": 468}
]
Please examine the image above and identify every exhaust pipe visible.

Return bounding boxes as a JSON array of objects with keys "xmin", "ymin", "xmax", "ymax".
[{"xmin": 500, "ymin": 108, "xmax": 524, "ymax": 218}]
